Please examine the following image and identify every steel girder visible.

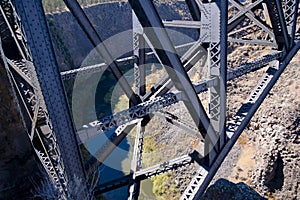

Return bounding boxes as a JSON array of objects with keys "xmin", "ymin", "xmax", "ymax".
[
  {"xmin": 77, "ymin": 52, "xmax": 282, "ymax": 146},
  {"xmin": 61, "ymin": 0, "xmax": 144, "ymax": 177},
  {"xmin": 180, "ymin": 1, "xmax": 228, "ymax": 198},
  {"xmin": 7, "ymin": 0, "xmax": 299, "ymax": 199},
  {"xmin": 228, "ymin": 0, "xmax": 277, "ymax": 47},
  {"xmin": 63, "ymin": 0, "xmax": 141, "ymax": 105},
  {"xmin": 0, "ymin": 1, "xmax": 72, "ymax": 198},
  {"xmin": 201, "ymin": 0, "xmax": 228, "ymax": 164},
  {"xmin": 95, "ymin": 153, "xmax": 194, "ymax": 195},
  {"xmin": 60, "ymin": 42, "xmax": 198, "ymax": 81},
  {"xmin": 89, "ymin": 1, "xmax": 298, "ymax": 199},
  {"xmin": 203, "ymin": 40, "xmax": 300, "ymax": 200},
  {"xmin": 128, "ymin": 0, "xmax": 218, "ymax": 151},
  {"xmin": 128, "ymin": 12, "xmax": 148, "ymax": 199},
  {"xmin": 283, "ymin": 0, "xmax": 300, "ymax": 45},
  {"xmin": 265, "ymin": 0, "xmax": 291, "ymax": 49},
  {"xmin": 14, "ymin": 0, "xmax": 87, "ymax": 185}
]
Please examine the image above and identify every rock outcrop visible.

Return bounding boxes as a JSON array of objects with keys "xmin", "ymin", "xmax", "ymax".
[
  {"xmin": 201, "ymin": 179, "xmax": 266, "ymax": 200},
  {"xmin": 214, "ymin": 53, "xmax": 300, "ymax": 200}
]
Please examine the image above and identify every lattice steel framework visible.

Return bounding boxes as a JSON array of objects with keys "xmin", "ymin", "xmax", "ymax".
[
  {"xmin": 0, "ymin": 1, "xmax": 69, "ymax": 199},
  {"xmin": 0, "ymin": 0, "xmax": 89, "ymax": 199},
  {"xmin": 1, "ymin": 0, "xmax": 299, "ymax": 199}
]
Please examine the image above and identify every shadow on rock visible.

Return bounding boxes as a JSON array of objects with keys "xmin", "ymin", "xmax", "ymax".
[{"xmin": 201, "ymin": 179, "xmax": 266, "ymax": 200}]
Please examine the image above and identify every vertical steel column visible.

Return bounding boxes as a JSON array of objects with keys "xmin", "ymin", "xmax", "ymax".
[
  {"xmin": 133, "ymin": 11, "xmax": 146, "ymax": 170},
  {"xmin": 206, "ymin": 0, "xmax": 227, "ymax": 165},
  {"xmin": 128, "ymin": 121, "xmax": 145, "ymax": 200},
  {"xmin": 14, "ymin": 0, "xmax": 86, "ymax": 183},
  {"xmin": 0, "ymin": 1, "xmax": 71, "ymax": 198},
  {"xmin": 265, "ymin": 0, "xmax": 291, "ymax": 50},
  {"xmin": 205, "ymin": 40, "xmax": 300, "ymax": 200},
  {"xmin": 283, "ymin": 0, "xmax": 297, "ymax": 35},
  {"xmin": 291, "ymin": 0, "xmax": 300, "ymax": 44},
  {"xmin": 182, "ymin": 1, "xmax": 227, "ymax": 199},
  {"xmin": 128, "ymin": 12, "xmax": 146, "ymax": 200},
  {"xmin": 282, "ymin": 0, "xmax": 300, "ymax": 45},
  {"xmin": 129, "ymin": 0, "xmax": 218, "ymax": 145},
  {"xmin": 133, "ymin": 12, "xmax": 146, "ymax": 97}
]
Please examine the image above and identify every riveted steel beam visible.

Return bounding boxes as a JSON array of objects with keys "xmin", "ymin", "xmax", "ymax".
[{"xmin": 129, "ymin": 0, "xmax": 218, "ymax": 146}]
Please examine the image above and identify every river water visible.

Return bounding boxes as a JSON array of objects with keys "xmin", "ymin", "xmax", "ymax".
[
  {"xmin": 80, "ymin": 65, "xmax": 157, "ymax": 199},
  {"xmin": 87, "ymin": 129, "xmax": 156, "ymax": 199},
  {"xmin": 70, "ymin": 27, "xmax": 199, "ymax": 199}
]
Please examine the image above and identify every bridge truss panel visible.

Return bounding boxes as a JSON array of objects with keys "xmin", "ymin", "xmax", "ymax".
[
  {"xmin": 4, "ymin": 0, "xmax": 299, "ymax": 200},
  {"xmin": 12, "ymin": 0, "xmax": 87, "ymax": 195}
]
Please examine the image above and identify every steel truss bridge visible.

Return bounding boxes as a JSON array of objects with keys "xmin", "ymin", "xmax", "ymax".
[{"xmin": 0, "ymin": 0, "xmax": 299, "ymax": 199}]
